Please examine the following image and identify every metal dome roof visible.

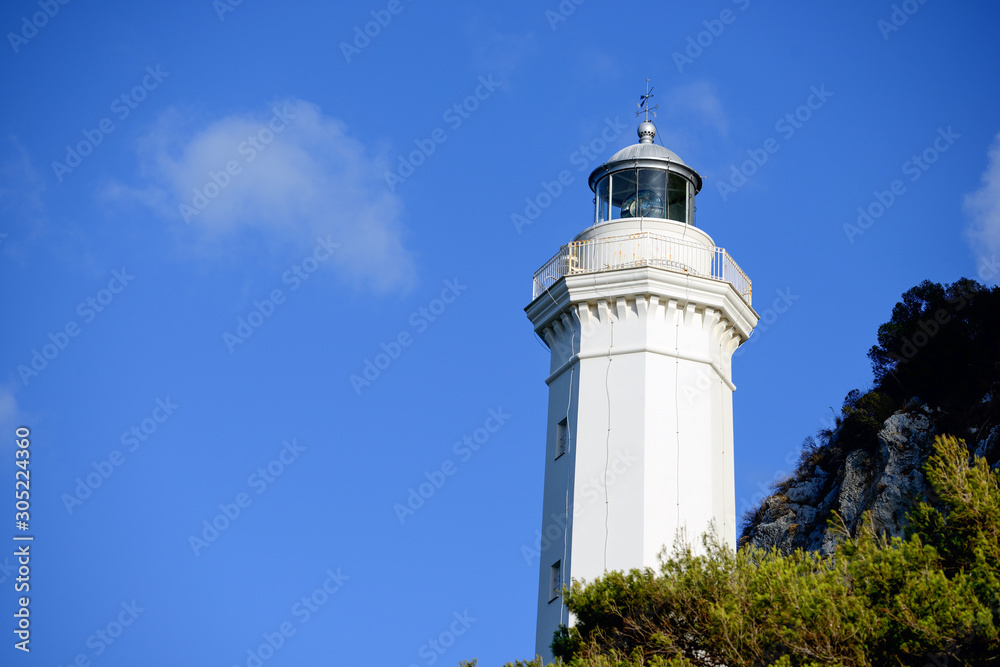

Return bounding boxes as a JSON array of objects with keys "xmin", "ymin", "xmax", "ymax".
[{"xmin": 606, "ymin": 141, "xmax": 688, "ymax": 167}]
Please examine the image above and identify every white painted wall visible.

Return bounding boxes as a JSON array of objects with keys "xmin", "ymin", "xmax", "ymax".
[{"xmin": 526, "ymin": 218, "xmax": 758, "ymax": 660}]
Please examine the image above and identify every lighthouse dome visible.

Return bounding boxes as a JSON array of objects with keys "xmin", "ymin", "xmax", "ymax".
[{"xmin": 607, "ymin": 141, "xmax": 687, "ymax": 166}]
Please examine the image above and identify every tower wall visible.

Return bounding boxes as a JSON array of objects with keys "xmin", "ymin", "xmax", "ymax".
[{"xmin": 528, "ymin": 269, "xmax": 754, "ymax": 660}]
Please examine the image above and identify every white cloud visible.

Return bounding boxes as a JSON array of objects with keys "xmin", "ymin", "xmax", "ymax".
[
  {"xmin": 665, "ymin": 82, "xmax": 729, "ymax": 139},
  {"xmin": 964, "ymin": 131, "xmax": 1000, "ymax": 281},
  {"xmin": 642, "ymin": 82, "xmax": 730, "ymax": 167},
  {"xmin": 107, "ymin": 99, "xmax": 416, "ymax": 293}
]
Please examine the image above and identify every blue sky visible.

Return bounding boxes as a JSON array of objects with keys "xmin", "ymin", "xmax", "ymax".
[{"xmin": 2, "ymin": 0, "xmax": 1000, "ymax": 665}]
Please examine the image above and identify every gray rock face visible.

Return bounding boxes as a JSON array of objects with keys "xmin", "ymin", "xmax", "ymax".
[
  {"xmin": 742, "ymin": 393, "xmax": 1000, "ymax": 556},
  {"xmin": 743, "ymin": 409, "xmax": 937, "ymax": 555},
  {"xmin": 866, "ymin": 412, "xmax": 933, "ymax": 538},
  {"xmin": 785, "ymin": 475, "xmax": 823, "ymax": 504}
]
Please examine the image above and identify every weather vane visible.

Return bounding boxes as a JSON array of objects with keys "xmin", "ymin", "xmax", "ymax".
[{"xmin": 636, "ymin": 78, "xmax": 658, "ymax": 121}]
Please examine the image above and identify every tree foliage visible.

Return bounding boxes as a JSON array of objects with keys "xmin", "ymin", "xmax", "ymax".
[
  {"xmin": 868, "ymin": 279, "xmax": 1000, "ymax": 411},
  {"xmin": 479, "ymin": 436, "xmax": 1000, "ymax": 667}
]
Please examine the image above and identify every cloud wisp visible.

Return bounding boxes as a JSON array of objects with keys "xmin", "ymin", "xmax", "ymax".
[
  {"xmin": 108, "ymin": 99, "xmax": 416, "ymax": 293},
  {"xmin": 964, "ymin": 132, "xmax": 1000, "ymax": 280}
]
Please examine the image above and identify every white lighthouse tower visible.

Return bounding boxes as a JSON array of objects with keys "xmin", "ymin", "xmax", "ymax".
[{"xmin": 526, "ymin": 98, "xmax": 759, "ymax": 660}]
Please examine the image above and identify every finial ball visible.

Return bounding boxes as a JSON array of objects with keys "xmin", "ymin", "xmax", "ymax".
[{"xmin": 638, "ymin": 121, "xmax": 656, "ymax": 144}]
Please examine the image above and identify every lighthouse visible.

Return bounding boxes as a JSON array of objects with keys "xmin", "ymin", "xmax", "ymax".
[{"xmin": 525, "ymin": 100, "xmax": 759, "ymax": 660}]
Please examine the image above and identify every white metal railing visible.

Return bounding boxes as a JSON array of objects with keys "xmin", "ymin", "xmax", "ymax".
[{"xmin": 531, "ymin": 232, "xmax": 752, "ymax": 306}]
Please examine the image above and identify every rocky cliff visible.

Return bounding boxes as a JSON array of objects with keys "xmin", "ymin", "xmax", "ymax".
[
  {"xmin": 740, "ymin": 398, "xmax": 1000, "ymax": 555},
  {"xmin": 740, "ymin": 278, "xmax": 1000, "ymax": 555}
]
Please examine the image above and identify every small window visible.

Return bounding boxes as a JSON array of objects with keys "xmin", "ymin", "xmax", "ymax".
[
  {"xmin": 556, "ymin": 418, "xmax": 568, "ymax": 459},
  {"xmin": 549, "ymin": 561, "xmax": 562, "ymax": 602}
]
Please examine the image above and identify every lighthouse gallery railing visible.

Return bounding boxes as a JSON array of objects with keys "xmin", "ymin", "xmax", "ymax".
[{"xmin": 531, "ymin": 232, "xmax": 752, "ymax": 306}]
